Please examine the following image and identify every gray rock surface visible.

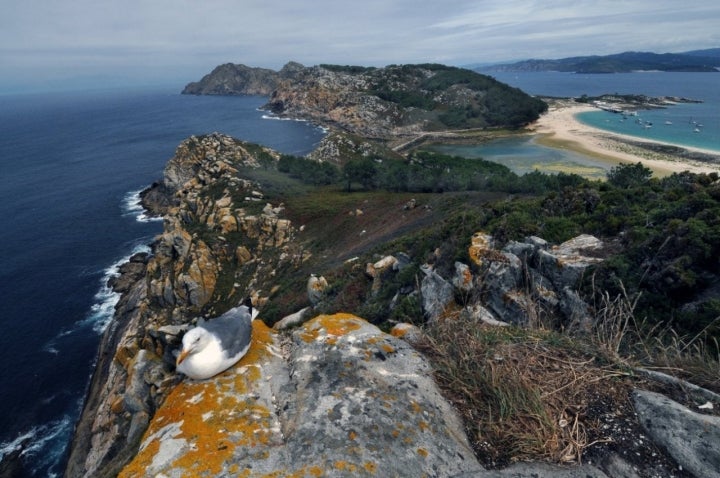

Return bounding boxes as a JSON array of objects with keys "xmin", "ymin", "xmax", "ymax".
[
  {"xmin": 633, "ymin": 389, "xmax": 720, "ymax": 478},
  {"xmin": 420, "ymin": 264, "xmax": 455, "ymax": 321}
]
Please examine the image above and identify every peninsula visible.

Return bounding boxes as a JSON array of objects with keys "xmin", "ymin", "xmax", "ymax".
[{"xmin": 63, "ymin": 62, "xmax": 720, "ymax": 478}]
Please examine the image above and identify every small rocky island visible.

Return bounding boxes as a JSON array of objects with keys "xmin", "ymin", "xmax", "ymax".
[{"xmin": 63, "ymin": 63, "xmax": 720, "ymax": 478}]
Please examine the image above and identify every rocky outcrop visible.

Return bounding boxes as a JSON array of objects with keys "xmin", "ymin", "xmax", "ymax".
[
  {"xmin": 182, "ymin": 63, "xmax": 284, "ymax": 96},
  {"xmin": 118, "ymin": 314, "xmax": 483, "ymax": 477},
  {"xmin": 392, "ymin": 231, "xmax": 604, "ymax": 329},
  {"xmin": 65, "ymin": 134, "xmax": 301, "ymax": 477},
  {"xmin": 466, "ymin": 232, "xmax": 605, "ymax": 331},
  {"xmin": 633, "ymin": 390, "xmax": 720, "ymax": 478}
]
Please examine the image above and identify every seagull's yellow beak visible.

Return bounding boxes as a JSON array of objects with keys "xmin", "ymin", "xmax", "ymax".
[{"xmin": 176, "ymin": 349, "xmax": 190, "ymax": 366}]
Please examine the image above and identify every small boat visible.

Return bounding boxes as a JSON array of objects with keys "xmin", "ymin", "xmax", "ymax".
[{"xmin": 664, "ymin": 121, "xmax": 672, "ymax": 125}]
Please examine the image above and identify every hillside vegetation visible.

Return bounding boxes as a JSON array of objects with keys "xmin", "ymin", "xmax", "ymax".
[{"xmin": 257, "ymin": 151, "xmax": 720, "ymax": 355}]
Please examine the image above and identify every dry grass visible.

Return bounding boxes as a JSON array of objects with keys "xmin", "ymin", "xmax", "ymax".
[
  {"xmin": 416, "ymin": 313, "xmax": 632, "ymax": 467},
  {"xmin": 416, "ymin": 279, "xmax": 720, "ymax": 470}
]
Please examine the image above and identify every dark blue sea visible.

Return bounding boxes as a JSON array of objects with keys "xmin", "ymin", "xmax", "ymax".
[
  {"xmin": 0, "ymin": 87, "xmax": 325, "ymax": 477},
  {"xmin": 438, "ymin": 71, "xmax": 720, "ymax": 174}
]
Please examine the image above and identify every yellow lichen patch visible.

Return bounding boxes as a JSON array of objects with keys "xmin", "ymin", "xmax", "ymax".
[
  {"xmin": 120, "ymin": 319, "xmax": 279, "ymax": 477},
  {"xmin": 238, "ymin": 319, "xmax": 275, "ymax": 366},
  {"xmin": 333, "ymin": 460, "xmax": 358, "ymax": 473},
  {"xmin": 364, "ymin": 461, "xmax": 378, "ymax": 474},
  {"xmin": 390, "ymin": 326, "xmax": 408, "ymax": 338},
  {"xmin": 417, "ymin": 448, "xmax": 429, "ymax": 458},
  {"xmin": 468, "ymin": 231, "xmax": 493, "ymax": 266},
  {"xmin": 308, "ymin": 465, "xmax": 324, "ymax": 477},
  {"xmin": 348, "ymin": 430, "xmax": 358, "ymax": 441},
  {"xmin": 299, "ymin": 313, "xmax": 364, "ymax": 343},
  {"xmin": 410, "ymin": 400, "xmax": 423, "ymax": 414},
  {"xmin": 380, "ymin": 343, "xmax": 395, "ymax": 354}
]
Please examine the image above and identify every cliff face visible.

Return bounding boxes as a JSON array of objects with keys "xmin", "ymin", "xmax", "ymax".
[
  {"xmin": 181, "ymin": 61, "xmax": 306, "ymax": 96},
  {"xmin": 64, "ymin": 133, "xmax": 300, "ymax": 477},
  {"xmin": 182, "ymin": 62, "xmax": 548, "ymax": 138}
]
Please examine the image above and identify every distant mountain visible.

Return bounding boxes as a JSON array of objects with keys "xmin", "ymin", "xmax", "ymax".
[{"xmin": 478, "ymin": 49, "xmax": 720, "ymax": 73}]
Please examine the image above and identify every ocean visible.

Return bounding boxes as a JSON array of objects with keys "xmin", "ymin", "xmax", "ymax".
[
  {"xmin": 1, "ymin": 71, "xmax": 718, "ymax": 477},
  {"xmin": 0, "ymin": 88, "xmax": 325, "ymax": 477},
  {"xmin": 434, "ymin": 71, "xmax": 720, "ymax": 174}
]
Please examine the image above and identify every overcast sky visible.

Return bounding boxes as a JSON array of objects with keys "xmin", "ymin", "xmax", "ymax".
[{"xmin": 2, "ymin": 0, "xmax": 719, "ymax": 91}]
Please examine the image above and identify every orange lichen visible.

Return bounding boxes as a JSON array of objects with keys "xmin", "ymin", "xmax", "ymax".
[
  {"xmin": 380, "ymin": 343, "xmax": 395, "ymax": 354},
  {"xmin": 390, "ymin": 327, "xmax": 407, "ymax": 338},
  {"xmin": 119, "ymin": 319, "xmax": 279, "ymax": 477},
  {"xmin": 410, "ymin": 400, "xmax": 423, "ymax": 414},
  {"xmin": 364, "ymin": 461, "xmax": 378, "ymax": 474},
  {"xmin": 348, "ymin": 430, "xmax": 358, "ymax": 441},
  {"xmin": 333, "ymin": 460, "xmax": 358, "ymax": 473},
  {"xmin": 417, "ymin": 448, "xmax": 429, "ymax": 458},
  {"xmin": 307, "ymin": 465, "xmax": 324, "ymax": 477},
  {"xmin": 299, "ymin": 313, "xmax": 363, "ymax": 343}
]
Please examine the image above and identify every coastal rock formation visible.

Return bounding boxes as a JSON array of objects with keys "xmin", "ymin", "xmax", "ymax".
[
  {"xmin": 65, "ymin": 134, "xmax": 300, "ymax": 477},
  {"xmin": 181, "ymin": 62, "xmax": 300, "ymax": 96},
  {"xmin": 118, "ymin": 314, "xmax": 483, "ymax": 477}
]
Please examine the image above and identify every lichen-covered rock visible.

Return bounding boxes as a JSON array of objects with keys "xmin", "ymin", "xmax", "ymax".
[
  {"xmin": 119, "ymin": 314, "xmax": 482, "ymax": 477},
  {"xmin": 307, "ymin": 274, "xmax": 329, "ymax": 306}
]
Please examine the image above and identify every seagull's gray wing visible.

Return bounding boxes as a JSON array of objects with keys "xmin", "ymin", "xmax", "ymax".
[{"xmin": 201, "ymin": 305, "xmax": 253, "ymax": 359}]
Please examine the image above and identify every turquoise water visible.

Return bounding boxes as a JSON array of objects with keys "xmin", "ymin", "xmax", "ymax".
[
  {"xmin": 576, "ymin": 105, "xmax": 720, "ymax": 153},
  {"xmin": 430, "ymin": 137, "xmax": 611, "ymax": 179},
  {"xmin": 437, "ymin": 72, "xmax": 720, "ymax": 174}
]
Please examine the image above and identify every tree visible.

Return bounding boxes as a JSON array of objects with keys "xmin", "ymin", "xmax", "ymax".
[
  {"xmin": 343, "ymin": 159, "xmax": 378, "ymax": 191},
  {"xmin": 606, "ymin": 162, "xmax": 652, "ymax": 188}
]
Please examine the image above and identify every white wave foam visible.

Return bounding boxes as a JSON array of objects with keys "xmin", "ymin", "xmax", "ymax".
[
  {"xmin": 82, "ymin": 243, "xmax": 152, "ymax": 334},
  {"xmin": 43, "ymin": 242, "xmax": 152, "ymax": 345},
  {"xmin": 0, "ymin": 413, "xmax": 74, "ymax": 478},
  {"xmin": 122, "ymin": 189, "xmax": 163, "ymax": 223},
  {"xmin": 261, "ymin": 114, "xmax": 308, "ymax": 123}
]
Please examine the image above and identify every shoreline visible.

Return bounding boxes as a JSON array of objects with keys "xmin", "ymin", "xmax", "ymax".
[{"xmin": 529, "ymin": 100, "xmax": 720, "ymax": 176}]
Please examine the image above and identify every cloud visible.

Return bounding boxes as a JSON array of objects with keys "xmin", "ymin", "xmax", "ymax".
[{"xmin": 2, "ymin": 0, "xmax": 719, "ymax": 90}]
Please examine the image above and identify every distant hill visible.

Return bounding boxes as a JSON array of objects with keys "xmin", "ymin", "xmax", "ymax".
[
  {"xmin": 478, "ymin": 49, "xmax": 720, "ymax": 73},
  {"xmin": 183, "ymin": 62, "xmax": 548, "ymax": 136}
]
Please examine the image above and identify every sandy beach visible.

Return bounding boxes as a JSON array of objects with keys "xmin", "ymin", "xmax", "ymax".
[{"xmin": 530, "ymin": 100, "xmax": 720, "ymax": 176}]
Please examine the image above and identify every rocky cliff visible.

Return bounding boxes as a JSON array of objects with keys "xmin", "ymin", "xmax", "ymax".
[
  {"xmin": 181, "ymin": 62, "xmax": 305, "ymax": 96},
  {"xmin": 183, "ymin": 62, "xmax": 548, "ymax": 138},
  {"xmin": 64, "ymin": 133, "xmax": 302, "ymax": 477}
]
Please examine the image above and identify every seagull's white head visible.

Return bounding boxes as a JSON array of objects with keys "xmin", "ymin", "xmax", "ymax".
[{"xmin": 176, "ymin": 327, "xmax": 212, "ymax": 366}]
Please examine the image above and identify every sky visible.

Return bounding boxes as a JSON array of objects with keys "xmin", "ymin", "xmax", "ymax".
[{"xmin": 2, "ymin": 0, "xmax": 719, "ymax": 92}]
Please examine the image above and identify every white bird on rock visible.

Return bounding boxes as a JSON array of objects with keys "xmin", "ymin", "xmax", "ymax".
[{"xmin": 176, "ymin": 299, "xmax": 256, "ymax": 380}]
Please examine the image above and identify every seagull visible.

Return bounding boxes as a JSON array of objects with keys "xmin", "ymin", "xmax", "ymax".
[{"xmin": 176, "ymin": 298, "xmax": 256, "ymax": 380}]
